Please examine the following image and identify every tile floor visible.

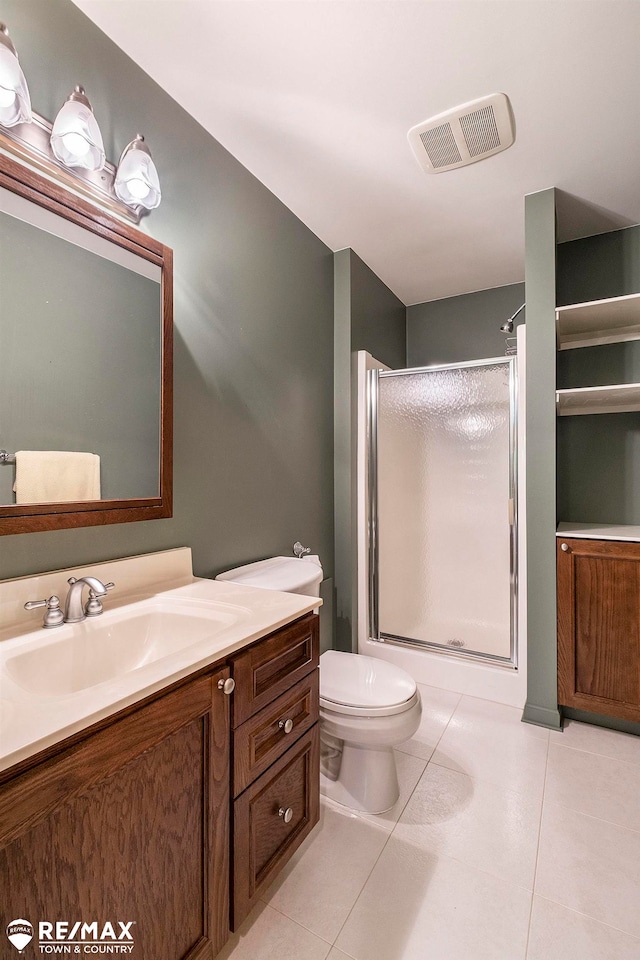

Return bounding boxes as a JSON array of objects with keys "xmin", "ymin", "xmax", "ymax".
[{"xmin": 219, "ymin": 683, "xmax": 640, "ymax": 960}]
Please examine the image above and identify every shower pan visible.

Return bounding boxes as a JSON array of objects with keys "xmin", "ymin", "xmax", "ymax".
[{"xmin": 367, "ymin": 357, "xmax": 517, "ymax": 667}]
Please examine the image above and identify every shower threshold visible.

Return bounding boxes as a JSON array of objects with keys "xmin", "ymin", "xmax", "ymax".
[{"xmin": 374, "ymin": 632, "xmax": 517, "ymax": 670}]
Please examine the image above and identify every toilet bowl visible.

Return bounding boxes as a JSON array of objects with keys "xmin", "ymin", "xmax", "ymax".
[
  {"xmin": 216, "ymin": 553, "xmax": 421, "ymax": 814},
  {"xmin": 319, "ymin": 650, "xmax": 421, "ymax": 813}
]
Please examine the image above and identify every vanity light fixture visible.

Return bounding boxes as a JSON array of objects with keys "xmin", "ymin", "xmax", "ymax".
[
  {"xmin": 0, "ymin": 26, "xmax": 159, "ymax": 223},
  {"xmin": 114, "ymin": 134, "xmax": 161, "ymax": 210},
  {"xmin": 0, "ymin": 23, "xmax": 32, "ymax": 128},
  {"xmin": 50, "ymin": 85, "xmax": 105, "ymax": 171}
]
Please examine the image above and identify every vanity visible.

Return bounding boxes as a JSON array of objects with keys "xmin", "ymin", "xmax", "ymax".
[
  {"xmin": 0, "ymin": 548, "xmax": 321, "ymax": 958},
  {"xmin": 0, "ymin": 113, "xmax": 322, "ymax": 958}
]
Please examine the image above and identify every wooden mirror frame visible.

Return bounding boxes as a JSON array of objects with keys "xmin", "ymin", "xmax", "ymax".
[{"xmin": 0, "ymin": 154, "xmax": 173, "ymax": 535}]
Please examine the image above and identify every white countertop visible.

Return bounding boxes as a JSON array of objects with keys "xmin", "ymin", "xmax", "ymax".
[
  {"xmin": 557, "ymin": 522, "xmax": 640, "ymax": 543},
  {"xmin": 0, "ymin": 548, "xmax": 320, "ymax": 773}
]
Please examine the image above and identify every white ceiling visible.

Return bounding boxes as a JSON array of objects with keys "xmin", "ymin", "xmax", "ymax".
[{"xmin": 71, "ymin": 0, "xmax": 640, "ymax": 305}]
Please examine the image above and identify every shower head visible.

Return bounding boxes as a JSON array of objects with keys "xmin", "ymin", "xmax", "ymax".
[{"xmin": 500, "ymin": 302, "xmax": 525, "ymax": 334}]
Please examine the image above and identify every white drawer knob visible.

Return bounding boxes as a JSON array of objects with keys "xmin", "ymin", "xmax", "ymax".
[
  {"xmin": 279, "ymin": 718, "xmax": 294, "ymax": 734},
  {"xmin": 278, "ymin": 806, "xmax": 294, "ymax": 824},
  {"xmin": 560, "ymin": 542, "xmax": 570, "ymax": 552}
]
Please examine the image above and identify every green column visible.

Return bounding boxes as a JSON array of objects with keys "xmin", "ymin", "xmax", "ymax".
[{"xmin": 523, "ymin": 188, "xmax": 562, "ymax": 730}]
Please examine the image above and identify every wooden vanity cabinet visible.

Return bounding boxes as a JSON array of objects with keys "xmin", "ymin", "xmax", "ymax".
[
  {"xmin": 0, "ymin": 612, "xmax": 321, "ymax": 958},
  {"xmin": 230, "ymin": 614, "xmax": 320, "ymax": 928},
  {"xmin": 557, "ymin": 537, "xmax": 640, "ymax": 722},
  {"xmin": 0, "ymin": 667, "xmax": 232, "ymax": 960}
]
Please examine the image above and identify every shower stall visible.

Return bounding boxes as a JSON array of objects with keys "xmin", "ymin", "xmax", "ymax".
[{"xmin": 358, "ymin": 342, "xmax": 526, "ymax": 705}]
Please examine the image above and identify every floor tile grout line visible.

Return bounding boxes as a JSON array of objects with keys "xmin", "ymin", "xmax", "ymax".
[
  {"xmin": 549, "ymin": 738, "xmax": 640, "ymax": 767},
  {"xmin": 533, "ymin": 893, "xmax": 640, "ymax": 942},
  {"xmin": 325, "ymin": 760, "xmax": 436, "ymax": 952},
  {"xmin": 329, "ymin": 820, "xmax": 395, "ymax": 948},
  {"xmin": 424, "ymin": 756, "xmax": 546, "ymax": 803},
  {"xmin": 524, "ymin": 735, "xmax": 550, "ymax": 959},
  {"xmin": 541, "ymin": 796, "xmax": 640, "ymax": 836},
  {"xmin": 256, "ymin": 899, "xmax": 335, "ymax": 949}
]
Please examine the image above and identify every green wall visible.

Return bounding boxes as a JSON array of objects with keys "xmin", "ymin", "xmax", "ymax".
[
  {"xmin": 350, "ymin": 252, "xmax": 406, "ymax": 368},
  {"xmin": 0, "ymin": 0, "xmax": 335, "ymax": 587},
  {"xmin": 407, "ymin": 283, "xmax": 525, "ymax": 366},
  {"xmin": 334, "ymin": 249, "xmax": 406, "ymax": 652}
]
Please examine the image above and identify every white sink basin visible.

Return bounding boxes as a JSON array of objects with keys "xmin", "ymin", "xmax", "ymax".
[{"xmin": 5, "ymin": 597, "xmax": 250, "ymax": 697}]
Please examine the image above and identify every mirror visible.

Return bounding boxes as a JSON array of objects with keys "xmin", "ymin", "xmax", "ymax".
[{"xmin": 0, "ymin": 154, "xmax": 173, "ymax": 534}]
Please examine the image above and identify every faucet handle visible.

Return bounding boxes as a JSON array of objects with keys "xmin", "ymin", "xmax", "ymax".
[
  {"xmin": 293, "ymin": 541, "xmax": 311, "ymax": 559},
  {"xmin": 84, "ymin": 582, "xmax": 115, "ymax": 617},
  {"xmin": 84, "ymin": 583, "xmax": 115, "ymax": 617},
  {"xmin": 24, "ymin": 595, "xmax": 64, "ymax": 628}
]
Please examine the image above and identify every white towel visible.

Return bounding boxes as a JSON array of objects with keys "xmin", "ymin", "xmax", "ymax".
[{"xmin": 14, "ymin": 451, "xmax": 101, "ymax": 504}]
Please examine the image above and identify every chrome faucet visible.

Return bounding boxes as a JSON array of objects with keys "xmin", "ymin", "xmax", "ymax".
[
  {"xmin": 293, "ymin": 541, "xmax": 311, "ymax": 559},
  {"xmin": 63, "ymin": 576, "xmax": 114, "ymax": 623}
]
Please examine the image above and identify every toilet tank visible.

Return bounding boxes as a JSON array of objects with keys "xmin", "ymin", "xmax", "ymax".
[{"xmin": 215, "ymin": 555, "xmax": 323, "ymax": 597}]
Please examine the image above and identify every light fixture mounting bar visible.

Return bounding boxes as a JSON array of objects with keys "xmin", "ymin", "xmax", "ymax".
[{"xmin": 0, "ymin": 110, "xmax": 143, "ymax": 223}]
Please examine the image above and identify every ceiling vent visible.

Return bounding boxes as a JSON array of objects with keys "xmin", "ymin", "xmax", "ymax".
[{"xmin": 408, "ymin": 93, "xmax": 515, "ymax": 174}]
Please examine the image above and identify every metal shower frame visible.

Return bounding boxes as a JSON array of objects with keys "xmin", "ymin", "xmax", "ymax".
[{"xmin": 367, "ymin": 355, "xmax": 518, "ymax": 668}]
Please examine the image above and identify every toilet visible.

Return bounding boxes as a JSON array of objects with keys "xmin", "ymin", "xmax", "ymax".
[
  {"xmin": 319, "ymin": 650, "xmax": 421, "ymax": 813},
  {"xmin": 216, "ymin": 554, "xmax": 422, "ymax": 814}
]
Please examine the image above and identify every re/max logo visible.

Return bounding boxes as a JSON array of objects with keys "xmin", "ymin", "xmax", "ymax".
[{"xmin": 39, "ymin": 922, "xmax": 135, "ymax": 941}]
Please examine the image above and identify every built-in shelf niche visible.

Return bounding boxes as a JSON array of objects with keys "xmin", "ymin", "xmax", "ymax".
[
  {"xmin": 556, "ymin": 382, "xmax": 640, "ymax": 416},
  {"xmin": 556, "ymin": 292, "xmax": 640, "ymax": 351},
  {"xmin": 557, "ymin": 522, "xmax": 640, "ymax": 543}
]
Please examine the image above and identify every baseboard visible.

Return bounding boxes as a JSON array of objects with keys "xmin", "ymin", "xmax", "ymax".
[
  {"xmin": 563, "ymin": 707, "xmax": 640, "ymax": 737},
  {"xmin": 522, "ymin": 701, "xmax": 563, "ymax": 730}
]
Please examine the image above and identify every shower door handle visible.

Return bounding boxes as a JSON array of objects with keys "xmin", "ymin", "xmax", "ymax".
[{"xmin": 508, "ymin": 498, "xmax": 515, "ymax": 526}]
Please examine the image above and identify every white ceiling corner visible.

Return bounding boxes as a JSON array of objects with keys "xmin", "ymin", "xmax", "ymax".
[{"xmin": 71, "ymin": 0, "xmax": 640, "ymax": 305}]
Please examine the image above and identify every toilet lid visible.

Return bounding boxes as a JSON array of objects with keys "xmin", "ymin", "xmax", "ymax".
[{"xmin": 320, "ymin": 651, "xmax": 417, "ymax": 708}]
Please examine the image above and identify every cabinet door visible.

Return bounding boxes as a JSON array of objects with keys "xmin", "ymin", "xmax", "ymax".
[
  {"xmin": 0, "ymin": 669, "xmax": 231, "ymax": 960},
  {"xmin": 233, "ymin": 724, "xmax": 319, "ymax": 928},
  {"xmin": 558, "ymin": 538, "xmax": 640, "ymax": 722}
]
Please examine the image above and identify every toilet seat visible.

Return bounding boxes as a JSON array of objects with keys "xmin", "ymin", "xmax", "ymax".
[
  {"xmin": 320, "ymin": 690, "xmax": 420, "ymax": 718},
  {"xmin": 320, "ymin": 650, "xmax": 417, "ymax": 712}
]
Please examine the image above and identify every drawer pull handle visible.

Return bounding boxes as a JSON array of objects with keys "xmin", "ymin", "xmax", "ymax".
[
  {"xmin": 279, "ymin": 718, "xmax": 294, "ymax": 734},
  {"xmin": 278, "ymin": 806, "xmax": 294, "ymax": 824},
  {"xmin": 560, "ymin": 542, "xmax": 570, "ymax": 552},
  {"xmin": 218, "ymin": 677, "xmax": 235, "ymax": 695}
]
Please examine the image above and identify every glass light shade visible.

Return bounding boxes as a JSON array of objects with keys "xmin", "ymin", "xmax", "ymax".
[
  {"xmin": 0, "ymin": 24, "xmax": 32, "ymax": 127},
  {"xmin": 50, "ymin": 86, "xmax": 105, "ymax": 171},
  {"xmin": 114, "ymin": 135, "xmax": 161, "ymax": 210}
]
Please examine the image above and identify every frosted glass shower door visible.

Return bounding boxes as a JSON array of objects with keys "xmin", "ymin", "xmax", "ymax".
[{"xmin": 373, "ymin": 359, "xmax": 515, "ymax": 661}]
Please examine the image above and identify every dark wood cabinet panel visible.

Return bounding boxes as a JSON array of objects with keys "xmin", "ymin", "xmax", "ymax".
[
  {"xmin": 232, "ymin": 615, "xmax": 319, "ymax": 727},
  {"xmin": 0, "ymin": 612, "xmax": 321, "ymax": 959},
  {"xmin": 234, "ymin": 670, "xmax": 319, "ymax": 797},
  {"xmin": 0, "ymin": 669, "xmax": 231, "ymax": 960},
  {"xmin": 558, "ymin": 538, "xmax": 640, "ymax": 721},
  {"xmin": 232, "ymin": 725, "xmax": 319, "ymax": 928}
]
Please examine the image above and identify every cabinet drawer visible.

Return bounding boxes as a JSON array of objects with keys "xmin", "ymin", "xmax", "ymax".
[
  {"xmin": 232, "ymin": 614, "xmax": 319, "ymax": 727},
  {"xmin": 232, "ymin": 724, "xmax": 319, "ymax": 928},
  {"xmin": 234, "ymin": 671, "xmax": 319, "ymax": 797}
]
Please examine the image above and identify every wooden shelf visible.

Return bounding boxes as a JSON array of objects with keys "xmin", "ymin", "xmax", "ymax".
[
  {"xmin": 556, "ymin": 292, "xmax": 640, "ymax": 350},
  {"xmin": 557, "ymin": 522, "xmax": 640, "ymax": 543},
  {"xmin": 556, "ymin": 382, "xmax": 640, "ymax": 416}
]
